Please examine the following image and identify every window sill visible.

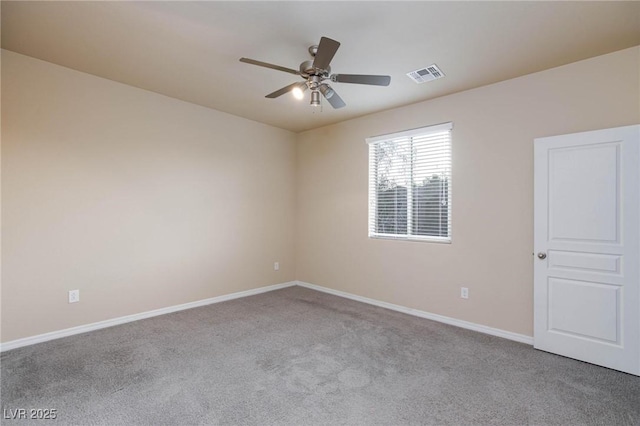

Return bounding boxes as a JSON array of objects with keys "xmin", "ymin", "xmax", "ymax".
[{"xmin": 368, "ymin": 234, "xmax": 452, "ymax": 244}]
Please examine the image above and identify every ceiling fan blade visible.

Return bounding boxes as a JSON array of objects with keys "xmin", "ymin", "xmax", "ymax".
[
  {"xmin": 265, "ymin": 82, "xmax": 301, "ymax": 99},
  {"xmin": 312, "ymin": 37, "xmax": 340, "ymax": 70},
  {"xmin": 332, "ymin": 74, "xmax": 391, "ymax": 86},
  {"xmin": 239, "ymin": 58, "xmax": 299, "ymax": 75},
  {"xmin": 323, "ymin": 88, "xmax": 346, "ymax": 109}
]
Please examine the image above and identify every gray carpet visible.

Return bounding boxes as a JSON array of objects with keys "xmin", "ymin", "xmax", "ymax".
[{"xmin": 1, "ymin": 286, "xmax": 639, "ymax": 425}]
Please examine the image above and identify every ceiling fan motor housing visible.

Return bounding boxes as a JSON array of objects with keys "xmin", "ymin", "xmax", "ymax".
[{"xmin": 299, "ymin": 60, "xmax": 330, "ymax": 78}]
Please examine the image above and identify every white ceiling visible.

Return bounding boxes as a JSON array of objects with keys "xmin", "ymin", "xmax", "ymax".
[{"xmin": 2, "ymin": 1, "xmax": 639, "ymax": 133}]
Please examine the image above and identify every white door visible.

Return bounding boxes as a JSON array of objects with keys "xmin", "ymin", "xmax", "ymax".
[{"xmin": 534, "ymin": 124, "xmax": 640, "ymax": 376}]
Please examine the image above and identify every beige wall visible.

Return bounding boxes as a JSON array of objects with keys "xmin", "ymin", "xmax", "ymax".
[
  {"xmin": 1, "ymin": 50, "xmax": 297, "ymax": 342},
  {"xmin": 295, "ymin": 46, "xmax": 640, "ymax": 337},
  {"xmin": 3, "ymin": 46, "xmax": 639, "ymax": 344}
]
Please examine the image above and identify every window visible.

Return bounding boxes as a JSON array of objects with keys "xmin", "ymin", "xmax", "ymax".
[{"xmin": 367, "ymin": 122, "xmax": 452, "ymax": 242}]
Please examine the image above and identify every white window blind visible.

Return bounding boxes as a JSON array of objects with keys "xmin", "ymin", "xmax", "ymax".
[{"xmin": 367, "ymin": 122, "xmax": 452, "ymax": 242}]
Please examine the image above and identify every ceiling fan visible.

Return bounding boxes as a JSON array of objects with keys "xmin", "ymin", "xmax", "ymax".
[{"xmin": 240, "ymin": 37, "xmax": 391, "ymax": 109}]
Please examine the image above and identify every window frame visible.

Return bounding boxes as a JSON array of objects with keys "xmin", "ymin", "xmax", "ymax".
[{"xmin": 366, "ymin": 122, "xmax": 453, "ymax": 243}]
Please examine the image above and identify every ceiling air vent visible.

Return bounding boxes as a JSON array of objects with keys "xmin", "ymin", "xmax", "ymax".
[{"xmin": 407, "ymin": 64, "xmax": 445, "ymax": 84}]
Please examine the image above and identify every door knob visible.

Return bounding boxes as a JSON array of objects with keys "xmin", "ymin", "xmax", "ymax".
[{"xmin": 537, "ymin": 252, "xmax": 547, "ymax": 259}]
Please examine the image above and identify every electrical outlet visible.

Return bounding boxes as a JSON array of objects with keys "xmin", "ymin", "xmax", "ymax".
[
  {"xmin": 274, "ymin": 262, "xmax": 280, "ymax": 271},
  {"xmin": 69, "ymin": 289, "xmax": 80, "ymax": 303},
  {"xmin": 461, "ymin": 287, "xmax": 469, "ymax": 299}
]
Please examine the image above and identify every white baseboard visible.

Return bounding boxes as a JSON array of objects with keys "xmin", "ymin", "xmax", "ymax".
[
  {"xmin": 1, "ymin": 280, "xmax": 532, "ymax": 352},
  {"xmin": 296, "ymin": 281, "xmax": 534, "ymax": 345},
  {"xmin": 0, "ymin": 281, "xmax": 297, "ymax": 352}
]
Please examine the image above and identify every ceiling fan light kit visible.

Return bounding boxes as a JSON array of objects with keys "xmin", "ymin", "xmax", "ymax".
[
  {"xmin": 318, "ymin": 83, "xmax": 334, "ymax": 99},
  {"xmin": 240, "ymin": 36, "xmax": 391, "ymax": 109},
  {"xmin": 292, "ymin": 82, "xmax": 307, "ymax": 100},
  {"xmin": 310, "ymin": 90, "xmax": 321, "ymax": 107}
]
